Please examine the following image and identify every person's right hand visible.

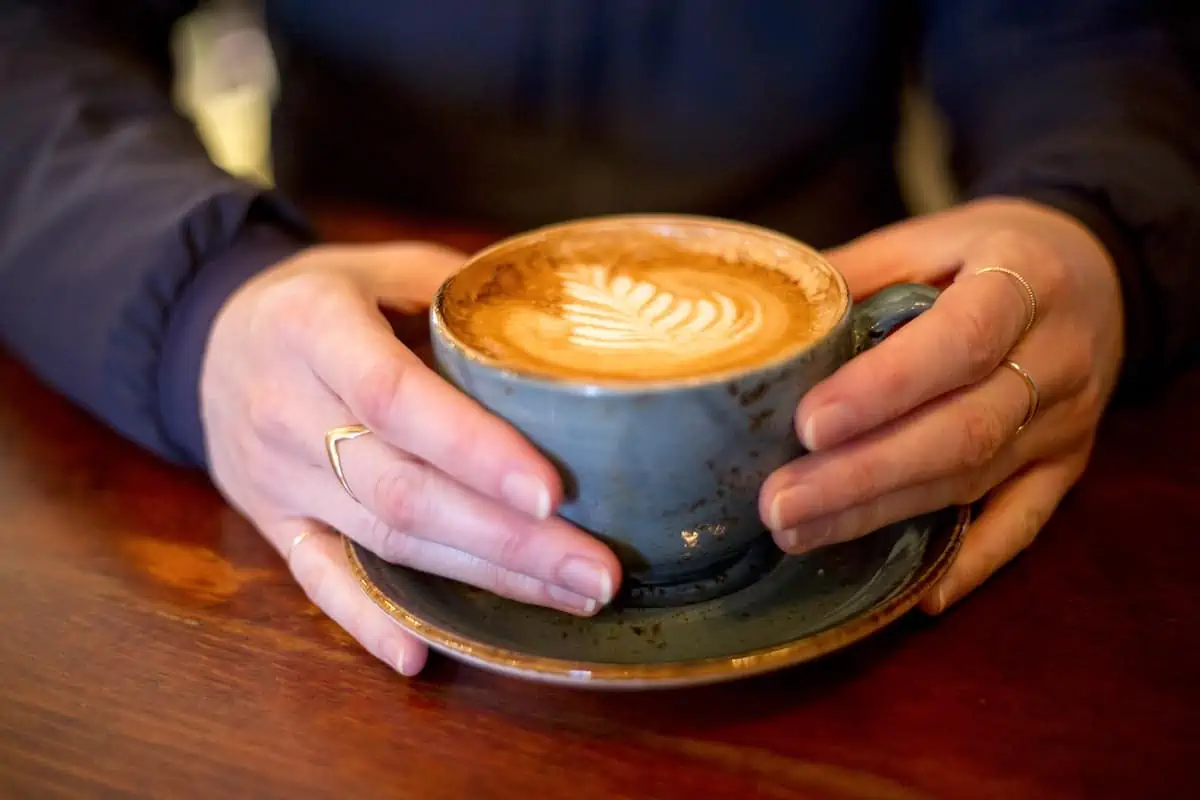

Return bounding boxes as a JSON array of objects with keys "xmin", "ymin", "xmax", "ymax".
[{"xmin": 200, "ymin": 242, "xmax": 621, "ymax": 676}]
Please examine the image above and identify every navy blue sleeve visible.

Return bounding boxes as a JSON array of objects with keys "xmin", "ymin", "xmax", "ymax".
[
  {"xmin": 922, "ymin": 0, "xmax": 1200, "ymax": 395},
  {"xmin": 0, "ymin": 1, "xmax": 313, "ymax": 466}
]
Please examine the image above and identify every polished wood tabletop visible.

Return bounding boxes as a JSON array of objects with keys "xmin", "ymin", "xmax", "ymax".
[{"xmin": 2, "ymin": 211, "xmax": 1198, "ymax": 799}]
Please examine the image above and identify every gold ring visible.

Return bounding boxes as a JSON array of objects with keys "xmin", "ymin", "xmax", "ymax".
[
  {"xmin": 324, "ymin": 424, "xmax": 371, "ymax": 502},
  {"xmin": 1001, "ymin": 360, "xmax": 1040, "ymax": 434},
  {"xmin": 975, "ymin": 267, "xmax": 1037, "ymax": 334}
]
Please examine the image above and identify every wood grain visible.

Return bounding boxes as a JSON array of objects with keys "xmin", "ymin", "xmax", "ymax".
[{"xmin": 1, "ymin": 212, "xmax": 1198, "ymax": 799}]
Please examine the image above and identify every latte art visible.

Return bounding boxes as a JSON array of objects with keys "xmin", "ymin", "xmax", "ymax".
[
  {"xmin": 438, "ymin": 220, "xmax": 844, "ymax": 383},
  {"xmin": 556, "ymin": 264, "xmax": 764, "ymax": 356}
]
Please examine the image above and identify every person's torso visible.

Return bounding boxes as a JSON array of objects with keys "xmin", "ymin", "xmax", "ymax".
[{"xmin": 265, "ymin": 0, "xmax": 917, "ymax": 246}]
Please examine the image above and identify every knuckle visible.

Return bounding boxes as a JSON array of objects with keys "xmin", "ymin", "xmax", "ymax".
[
  {"xmin": 979, "ymin": 228, "xmax": 1029, "ymax": 257},
  {"xmin": 978, "ymin": 229, "xmax": 1045, "ymax": 278},
  {"xmin": 245, "ymin": 387, "xmax": 294, "ymax": 451},
  {"xmin": 353, "ymin": 359, "xmax": 409, "ymax": 434},
  {"xmin": 371, "ymin": 464, "xmax": 430, "ymax": 532},
  {"xmin": 839, "ymin": 457, "xmax": 882, "ymax": 506},
  {"xmin": 977, "ymin": 227, "xmax": 1065, "ymax": 299},
  {"xmin": 367, "ymin": 516, "xmax": 415, "ymax": 563},
  {"xmin": 948, "ymin": 304, "xmax": 998, "ymax": 379},
  {"xmin": 957, "ymin": 404, "xmax": 1008, "ymax": 469},
  {"xmin": 1058, "ymin": 338, "xmax": 1093, "ymax": 399},
  {"xmin": 1033, "ymin": 251, "xmax": 1070, "ymax": 297},
  {"xmin": 263, "ymin": 272, "xmax": 348, "ymax": 344},
  {"xmin": 491, "ymin": 526, "xmax": 533, "ymax": 572}
]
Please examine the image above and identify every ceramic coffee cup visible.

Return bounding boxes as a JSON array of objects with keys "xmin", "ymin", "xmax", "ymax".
[{"xmin": 430, "ymin": 215, "xmax": 937, "ymax": 605}]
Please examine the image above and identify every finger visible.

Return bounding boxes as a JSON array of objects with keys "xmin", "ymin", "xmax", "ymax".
[
  {"xmin": 325, "ymin": 507, "xmax": 605, "ymax": 616},
  {"xmin": 321, "ymin": 433, "xmax": 619, "ymax": 612},
  {"xmin": 255, "ymin": 387, "xmax": 621, "ymax": 608},
  {"xmin": 920, "ymin": 459, "xmax": 1080, "ymax": 614},
  {"xmin": 278, "ymin": 520, "xmax": 429, "ymax": 676},
  {"xmin": 796, "ymin": 264, "xmax": 1034, "ymax": 452},
  {"xmin": 771, "ymin": 459, "xmax": 1003, "ymax": 556},
  {"xmin": 297, "ymin": 285, "xmax": 562, "ymax": 520},
  {"xmin": 804, "ymin": 219, "xmax": 1059, "ymax": 453},
  {"xmin": 770, "ymin": 458, "xmax": 1069, "ymax": 603},
  {"xmin": 764, "ymin": 354, "xmax": 1055, "ymax": 533}
]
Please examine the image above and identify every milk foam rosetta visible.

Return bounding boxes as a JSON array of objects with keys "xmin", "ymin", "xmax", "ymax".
[
  {"xmin": 556, "ymin": 263, "xmax": 764, "ymax": 355},
  {"xmin": 439, "ymin": 224, "xmax": 843, "ymax": 383}
]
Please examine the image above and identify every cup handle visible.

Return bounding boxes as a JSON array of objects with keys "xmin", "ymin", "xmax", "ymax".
[{"xmin": 851, "ymin": 283, "xmax": 940, "ymax": 355}]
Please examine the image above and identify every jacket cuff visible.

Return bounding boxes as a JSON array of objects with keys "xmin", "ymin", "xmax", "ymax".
[{"xmin": 157, "ymin": 224, "xmax": 309, "ymax": 468}]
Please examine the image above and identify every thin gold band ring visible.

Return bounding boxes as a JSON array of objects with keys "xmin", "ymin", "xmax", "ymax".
[
  {"xmin": 975, "ymin": 267, "xmax": 1037, "ymax": 334},
  {"xmin": 1001, "ymin": 360, "xmax": 1040, "ymax": 435}
]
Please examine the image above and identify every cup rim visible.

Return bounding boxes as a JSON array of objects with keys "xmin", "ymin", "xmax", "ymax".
[{"xmin": 429, "ymin": 213, "xmax": 852, "ymax": 394}]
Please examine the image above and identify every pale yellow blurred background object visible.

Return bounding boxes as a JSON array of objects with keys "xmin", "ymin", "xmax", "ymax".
[{"xmin": 173, "ymin": 1, "xmax": 276, "ymax": 186}]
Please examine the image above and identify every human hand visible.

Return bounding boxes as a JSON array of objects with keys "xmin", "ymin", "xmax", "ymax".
[
  {"xmin": 200, "ymin": 243, "xmax": 620, "ymax": 675},
  {"xmin": 759, "ymin": 197, "xmax": 1123, "ymax": 612}
]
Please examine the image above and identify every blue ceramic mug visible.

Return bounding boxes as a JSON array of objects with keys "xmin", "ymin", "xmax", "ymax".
[{"xmin": 430, "ymin": 216, "xmax": 937, "ymax": 605}]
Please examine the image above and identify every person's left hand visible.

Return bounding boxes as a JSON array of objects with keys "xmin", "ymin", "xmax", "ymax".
[{"xmin": 759, "ymin": 197, "xmax": 1124, "ymax": 613}]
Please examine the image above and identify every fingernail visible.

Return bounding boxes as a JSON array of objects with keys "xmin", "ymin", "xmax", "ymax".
[
  {"xmin": 547, "ymin": 583, "xmax": 598, "ymax": 615},
  {"xmin": 558, "ymin": 556, "xmax": 614, "ymax": 604},
  {"xmin": 769, "ymin": 484, "xmax": 821, "ymax": 530},
  {"xmin": 803, "ymin": 403, "xmax": 854, "ymax": 450},
  {"xmin": 501, "ymin": 473, "xmax": 552, "ymax": 519},
  {"xmin": 778, "ymin": 517, "xmax": 835, "ymax": 554},
  {"xmin": 387, "ymin": 639, "xmax": 415, "ymax": 676},
  {"xmin": 930, "ymin": 585, "xmax": 950, "ymax": 614},
  {"xmin": 778, "ymin": 527, "xmax": 800, "ymax": 551}
]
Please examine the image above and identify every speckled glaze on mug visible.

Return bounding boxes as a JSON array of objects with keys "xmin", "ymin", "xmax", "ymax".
[{"xmin": 430, "ymin": 215, "xmax": 938, "ymax": 599}]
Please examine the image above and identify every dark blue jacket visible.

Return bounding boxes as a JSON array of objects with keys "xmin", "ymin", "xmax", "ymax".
[{"xmin": 1, "ymin": 1, "xmax": 1198, "ymax": 468}]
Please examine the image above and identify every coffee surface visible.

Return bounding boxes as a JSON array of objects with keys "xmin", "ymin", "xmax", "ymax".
[{"xmin": 438, "ymin": 222, "xmax": 844, "ymax": 383}]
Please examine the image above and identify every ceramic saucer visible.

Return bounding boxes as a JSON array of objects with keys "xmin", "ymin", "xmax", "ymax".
[{"xmin": 347, "ymin": 506, "xmax": 967, "ymax": 690}]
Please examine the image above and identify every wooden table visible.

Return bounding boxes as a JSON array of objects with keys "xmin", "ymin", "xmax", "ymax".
[{"xmin": 2, "ymin": 211, "xmax": 1198, "ymax": 799}]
